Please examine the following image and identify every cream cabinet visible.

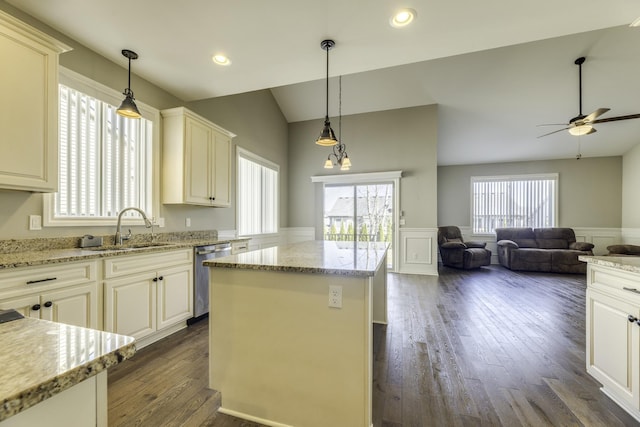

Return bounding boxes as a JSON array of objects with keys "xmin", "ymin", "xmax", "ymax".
[
  {"xmin": 0, "ymin": 260, "xmax": 98, "ymax": 328},
  {"xmin": 586, "ymin": 263, "xmax": 640, "ymax": 421},
  {"xmin": 231, "ymin": 240, "xmax": 249, "ymax": 254},
  {"xmin": 161, "ymin": 107, "xmax": 234, "ymax": 207},
  {"xmin": 103, "ymin": 249, "xmax": 193, "ymax": 348},
  {"xmin": 0, "ymin": 11, "xmax": 70, "ymax": 192}
]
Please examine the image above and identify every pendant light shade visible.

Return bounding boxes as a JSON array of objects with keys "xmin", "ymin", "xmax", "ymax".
[
  {"xmin": 316, "ymin": 40, "xmax": 338, "ymax": 146},
  {"xmin": 117, "ymin": 49, "xmax": 142, "ymax": 119}
]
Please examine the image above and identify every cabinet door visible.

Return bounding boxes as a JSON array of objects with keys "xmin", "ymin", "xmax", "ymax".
[
  {"xmin": 0, "ymin": 14, "xmax": 64, "ymax": 192},
  {"xmin": 184, "ymin": 116, "xmax": 213, "ymax": 205},
  {"xmin": 0, "ymin": 294, "xmax": 40, "ymax": 319},
  {"xmin": 586, "ymin": 288, "xmax": 640, "ymax": 409},
  {"xmin": 105, "ymin": 275, "xmax": 156, "ymax": 340},
  {"xmin": 157, "ymin": 265, "xmax": 193, "ymax": 330},
  {"xmin": 211, "ymin": 131, "xmax": 231, "ymax": 207},
  {"xmin": 40, "ymin": 283, "xmax": 98, "ymax": 328}
]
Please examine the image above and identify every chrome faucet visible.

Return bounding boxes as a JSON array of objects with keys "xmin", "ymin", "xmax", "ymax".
[{"xmin": 115, "ymin": 207, "xmax": 153, "ymax": 245}]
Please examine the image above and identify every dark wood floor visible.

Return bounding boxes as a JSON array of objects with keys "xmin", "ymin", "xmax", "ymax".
[{"xmin": 108, "ymin": 266, "xmax": 640, "ymax": 426}]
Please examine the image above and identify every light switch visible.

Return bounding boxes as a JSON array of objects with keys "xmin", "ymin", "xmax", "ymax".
[{"xmin": 29, "ymin": 215, "xmax": 42, "ymax": 231}]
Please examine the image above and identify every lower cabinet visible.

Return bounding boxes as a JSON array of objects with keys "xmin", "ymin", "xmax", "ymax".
[
  {"xmin": 586, "ymin": 264, "xmax": 640, "ymax": 421},
  {"xmin": 103, "ymin": 249, "xmax": 193, "ymax": 347},
  {"xmin": 0, "ymin": 260, "xmax": 98, "ymax": 329}
]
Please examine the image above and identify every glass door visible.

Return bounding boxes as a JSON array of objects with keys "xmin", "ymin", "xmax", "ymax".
[{"xmin": 323, "ymin": 183, "xmax": 394, "ymax": 268}]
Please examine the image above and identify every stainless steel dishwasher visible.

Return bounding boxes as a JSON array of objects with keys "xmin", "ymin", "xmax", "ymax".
[{"xmin": 190, "ymin": 242, "xmax": 231, "ymax": 323}]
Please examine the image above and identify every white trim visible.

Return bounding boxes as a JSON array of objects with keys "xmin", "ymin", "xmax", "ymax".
[
  {"xmin": 311, "ymin": 170, "xmax": 402, "ymax": 184},
  {"xmin": 44, "ymin": 68, "xmax": 161, "ymax": 227},
  {"xmin": 217, "ymin": 407, "xmax": 293, "ymax": 427},
  {"xmin": 398, "ymin": 228, "xmax": 439, "ymax": 275},
  {"xmin": 236, "ymin": 146, "xmax": 280, "ymax": 171}
]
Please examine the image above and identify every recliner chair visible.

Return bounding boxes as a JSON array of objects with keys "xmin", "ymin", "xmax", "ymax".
[{"xmin": 438, "ymin": 226, "xmax": 491, "ymax": 269}]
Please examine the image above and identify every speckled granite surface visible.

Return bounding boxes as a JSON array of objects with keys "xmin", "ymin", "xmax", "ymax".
[
  {"xmin": 0, "ymin": 231, "xmax": 249, "ymax": 270},
  {"xmin": 204, "ymin": 240, "xmax": 388, "ymax": 276},
  {"xmin": 0, "ymin": 316, "xmax": 135, "ymax": 422},
  {"xmin": 579, "ymin": 255, "xmax": 640, "ymax": 274}
]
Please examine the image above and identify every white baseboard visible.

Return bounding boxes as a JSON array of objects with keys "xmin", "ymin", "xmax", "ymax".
[{"xmin": 218, "ymin": 407, "xmax": 293, "ymax": 427}]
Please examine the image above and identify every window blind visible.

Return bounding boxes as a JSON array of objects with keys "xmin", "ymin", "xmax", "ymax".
[
  {"xmin": 471, "ymin": 174, "xmax": 557, "ymax": 234},
  {"xmin": 237, "ymin": 148, "xmax": 278, "ymax": 235},
  {"xmin": 56, "ymin": 84, "xmax": 152, "ymax": 219}
]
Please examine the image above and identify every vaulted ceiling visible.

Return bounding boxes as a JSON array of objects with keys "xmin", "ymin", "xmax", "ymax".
[{"xmin": 7, "ymin": 0, "xmax": 640, "ymax": 164}]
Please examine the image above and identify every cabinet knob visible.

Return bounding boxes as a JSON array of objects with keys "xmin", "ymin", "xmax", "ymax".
[
  {"xmin": 209, "ymin": 197, "xmax": 216, "ymax": 201},
  {"xmin": 158, "ymin": 276, "xmax": 164, "ymax": 281},
  {"xmin": 152, "ymin": 277, "xmax": 158, "ymax": 282},
  {"xmin": 629, "ymin": 315, "xmax": 638, "ymax": 323},
  {"xmin": 31, "ymin": 304, "xmax": 41, "ymax": 311},
  {"xmin": 43, "ymin": 301, "xmax": 53, "ymax": 308}
]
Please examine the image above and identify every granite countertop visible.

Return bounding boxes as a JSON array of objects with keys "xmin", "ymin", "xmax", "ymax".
[
  {"xmin": 0, "ymin": 316, "xmax": 135, "ymax": 422},
  {"xmin": 579, "ymin": 255, "xmax": 640, "ymax": 274},
  {"xmin": 0, "ymin": 237, "xmax": 249, "ymax": 270},
  {"xmin": 204, "ymin": 240, "xmax": 389, "ymax": 276}
]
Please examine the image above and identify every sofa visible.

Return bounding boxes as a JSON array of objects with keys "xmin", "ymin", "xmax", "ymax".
[
  {"xmin": 438, "ymin": 226, "xmax": 492, "ymax": 269},
  {"xmin": 496, "ymin": 227, "xmax": 594, "ymax": 274}
]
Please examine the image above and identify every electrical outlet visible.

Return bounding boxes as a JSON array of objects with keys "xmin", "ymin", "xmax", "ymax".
[
  {"xmin": 29, "ymin": 215, "xmax": 42, "ymax": 231},
  {"xmin": 185, "ymin": 217, "xmax": 191, "ymax": 227},
  {"xmin": 157, "ymin": 217, "xmax": 165, "ymax": 228},
  {"xmin": 329, "ymin": 285, "xmax": 342, "ymax": 308}
]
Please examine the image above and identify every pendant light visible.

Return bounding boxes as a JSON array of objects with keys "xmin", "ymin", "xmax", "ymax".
[
  {"xmin": 117, "ymin": 49, "xmax": 142, "ymax": 119},
  {"xmin": 323, "ymin": 76, "xmax": 352, "ymax": 170},
  {"xmin": 316, "ymin": 40, "xmax": 338, "ymax": 146}
]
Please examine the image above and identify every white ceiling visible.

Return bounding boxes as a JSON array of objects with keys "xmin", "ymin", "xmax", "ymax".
[{"xmin": 6, "ymin": 0, "xmax": 640, "ymax": 165}]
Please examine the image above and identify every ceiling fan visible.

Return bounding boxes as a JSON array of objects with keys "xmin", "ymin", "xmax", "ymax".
[{"xmin": 537, "ymin": 56, "xmax": 640, "ymax": 138}]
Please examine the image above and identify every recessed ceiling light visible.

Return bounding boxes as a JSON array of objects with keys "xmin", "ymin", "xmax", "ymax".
[
  {"xmin": 390, "ymin": 8, "xmax": 417, "ymax": 28},
  {"xmin": 212, "ymin": 54, "xmax": 231, "ymax": 66}
]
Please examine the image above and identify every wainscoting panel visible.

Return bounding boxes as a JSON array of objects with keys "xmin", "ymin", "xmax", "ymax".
[
  {"xmin": 398, "ymin": 228, "xmax": 438, "ymax": 276},
  {"xmin": 621, "ymin": 228, "xmax": 640, "ymax": 246}
]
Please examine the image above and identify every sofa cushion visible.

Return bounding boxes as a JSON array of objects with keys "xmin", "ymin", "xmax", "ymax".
[
  {"xmin": 536, "ymin": 238, "xmax": 569, "ymax": 249},
  {"xmin": 571, "ymin": 241, "xmax": 594, "ymax": 251},
  {"xmin": 495, "ymin": 228, "xmax": 537, "ymax": 248},
  {"xmin": 607, "ymin": 244, "xmax": 640, "ymax": 255},
  {"xmin": 446, "ymin": 237, "xmax": 463, "ymax": 244},
  {"xmin": 509, "ymin": 248, "xmax": 552, "ymax": 272}
]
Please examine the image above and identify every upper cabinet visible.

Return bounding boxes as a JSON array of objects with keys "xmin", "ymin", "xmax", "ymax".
[
  {"xmin": 0, "ymin": 11, "xmax": 71, "ymax": 192},
  {"xmin": 161, "ymin": 107, "xmax": 234, "ymax": 207}
]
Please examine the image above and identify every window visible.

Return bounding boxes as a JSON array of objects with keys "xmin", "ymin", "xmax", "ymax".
[
  {"xmin": 237, "ymin": 147, "xmax": 279, "ymax": 236},
  {"xmin": 471, "ymin": 174, "xmax": 558, "ymax": 234},
  {"xmin": 44, "ymin": 68, "xmax": 158, "ymax": 226}
]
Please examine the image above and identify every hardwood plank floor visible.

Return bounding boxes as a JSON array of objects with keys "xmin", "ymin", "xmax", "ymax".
[{"xmin": 108, "ymin": 266, "xmax": 640, "ymax": 426}]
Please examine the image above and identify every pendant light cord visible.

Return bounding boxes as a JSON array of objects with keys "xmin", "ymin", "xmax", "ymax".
[
  {"xmin": 338, "ymin": 75, "xmax": 342, "ymax": 140},
  {"xmin": 325, "ymin": 44, "xmax": 329, "ymax": 119},
  {"xmin": 128, "ymin": 56, "xmax": 132, "ymax": 92}
]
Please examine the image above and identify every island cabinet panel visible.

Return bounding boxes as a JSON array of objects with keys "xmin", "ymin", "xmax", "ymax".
[
  {"xmin": 161, "ymin": 107, "xmax": 234, "ymax": 207},
  {"xmin": 0, "ymin": 260, "xmax": 98, "ymax": 329},
  {"xmin": 586, "ymin": 263, "xmax": 640, "ymax": 421},
  {"xmin": 0, "ymin": 10, "xmax": 70, "ymax": 192},
  {"xmin": 210, "ymin": 269, "xmax": 374, "ymax": 427}
]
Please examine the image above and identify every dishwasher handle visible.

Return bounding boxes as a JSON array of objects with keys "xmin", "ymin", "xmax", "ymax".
[{"xmin": 196, "ymin": 249, "xmax": 216, "ymax": 255}]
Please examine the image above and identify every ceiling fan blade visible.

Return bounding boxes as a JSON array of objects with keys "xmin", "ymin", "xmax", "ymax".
[
  {"xmin": 583, "ymin": 108, "xmax": 610, "ymax": 123},
  {"xmin": 537, "ymin": 127, "xmax": 570, "ymax": 138},
  {"xmin": 592, "ymin": 113, "xmax": 640, "ymax": 124}
]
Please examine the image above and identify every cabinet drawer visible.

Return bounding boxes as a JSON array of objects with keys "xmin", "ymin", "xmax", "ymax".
[
  {"xmin": 104, "ymin": 249, "xmax": 192, "ymax": 279},
  {"xmin": 0, "ymin": 260, "xmax": 97, "ymax": 294},
  {"xmin": 589, "ymin": 264, "xmax": 640, "ymax": 299}
]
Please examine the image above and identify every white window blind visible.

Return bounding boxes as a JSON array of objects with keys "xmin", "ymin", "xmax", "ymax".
[
  {"xmin": 471, "ymin": 174, "xmax": 558, "ymax": 234},
  {"xmin": 237, "ymin": 148, "xmax": 278, "ymax": 236},
  {"xmin": 56, "ymin": 84, "xmax": 152, "ymax": 219}
]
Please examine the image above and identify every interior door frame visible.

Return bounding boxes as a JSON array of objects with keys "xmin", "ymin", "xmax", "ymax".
[{"xmin": 312, "ymin": 171, "xmax": 402, "ymax": 271}]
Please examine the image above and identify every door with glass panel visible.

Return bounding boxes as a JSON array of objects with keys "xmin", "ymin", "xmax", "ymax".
[{"xmin": 323, "ymin": 183, "xmax": 394, "ymax": 268}]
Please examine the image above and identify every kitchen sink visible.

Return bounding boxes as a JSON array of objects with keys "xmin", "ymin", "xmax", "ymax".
[{"xmin": 87, "ymin": 242, "xmax": 176, "ymax": 252}]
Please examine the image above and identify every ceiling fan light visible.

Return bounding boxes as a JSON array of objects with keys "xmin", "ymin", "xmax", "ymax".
[{"xmin": 568, "ymin": 124, "xmax": 592, "ymax": 136}]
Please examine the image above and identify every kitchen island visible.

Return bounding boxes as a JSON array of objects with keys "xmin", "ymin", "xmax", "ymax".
[
  {"xmin": 0, "ymin": 315, "xmax": 135, "ymax": 426},
  {"xmin": 205, "ymin": 240, "xmax": 388, "ymax": 427}
]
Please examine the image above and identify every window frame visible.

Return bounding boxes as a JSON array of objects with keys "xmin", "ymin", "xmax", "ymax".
[
  {"xmin": 470, "ymin": 173, "xmax": 559, "ymax": 236},
  {"xmin": 43, "ymin": 67, "xmax": 160, "ymax": 227},
  {"xmin": 236, "ymin": 146, "xmax": 280, "ymax": 237}
]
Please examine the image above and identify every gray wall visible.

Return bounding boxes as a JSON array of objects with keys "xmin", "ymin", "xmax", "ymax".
[
  {"xmin": 0, "ymin": 2, "xmax": 289, "ymax": 239},
  {"xmin": 288, "ymin": 105, "xmax": 438, "ymax": 231},
  {"xmin": 438, "ymin": 156, "xmax": 622, "ymax": 229},
  {"xmin": 622, "ymin": 142, "xmax": 640, "ymax": 228}
]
